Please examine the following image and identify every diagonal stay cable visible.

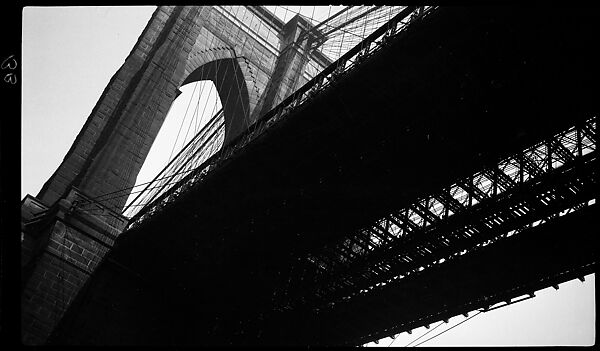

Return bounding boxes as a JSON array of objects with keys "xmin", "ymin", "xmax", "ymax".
[
  {"xmin": 168, "ymin": 77, "xmax": 199, "ymax": 162},
  {"xmin": 76, "ymin": 106, "xmax": 223, "ymax": 209},
  {"xmin": 412, "ymin": 311, "xmax": 483, "ymax": 347},
  {"xmin": 401, "ymin": 321, "xmax": 445, "ymax": 347},
  {"xmin": 128, "ymin": 6, "xmax": 421, "ymax": 225}
]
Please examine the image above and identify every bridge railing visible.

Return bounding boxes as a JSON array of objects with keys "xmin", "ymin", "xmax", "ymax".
[{"xmin": 127, "ymin": 6, "xmax": 438, "ymax": 229}]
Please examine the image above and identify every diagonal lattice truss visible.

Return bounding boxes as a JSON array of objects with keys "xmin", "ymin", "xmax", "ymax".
[{"xmin": 273, "ymin": 116, "xmax": 597, "ymax": 312}]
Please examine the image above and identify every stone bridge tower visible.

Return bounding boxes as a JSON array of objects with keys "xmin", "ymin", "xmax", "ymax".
[{"xmin": 21, "ymin": 6, "xmax": 330, "ymax": 345}]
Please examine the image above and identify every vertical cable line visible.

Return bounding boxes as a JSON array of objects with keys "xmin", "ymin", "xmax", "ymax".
[
  {"xmin": 68, "ymin": 6, "xmax": 186, "ymax": 202},
  {"xmin": 245, "ymin": 5, "xmax": 282, "ymax": 121},
  {"xmin": 215, "ymin": 5, "xmax": 246, "ymax": 142},
  {"xmin": 62, "ymin": 7, "xmax": 334, "ymax": 215},
  {"xmin": 115, "ymin": 7, "xmax": 199, "ymax": 213},
  {"xmin": 194, "ymin": 82, "xmax": 212, "ymax": 135},
  {"xmin": 188, "ymin": 82, "xmax": 201, "ymax": 142},
  {"xmin": 168, "ymin": 24, "xmax": 220, "ymax": 165},
  {"xmin": 149, "ymin": 14, "xmax": 245, "ymax": 206},
  {"xmin": 123, "ymin": 26, "xmax": 221, "ymax": 213},
  {"xmin": 132, "ymin": 5, "xmax": 268, "ymax": 215},
  {"xmin": 123, "ymin": 13, "xmax": 224, "ymax": 213},
  {"xmin": 123, "ymin": 28, "xmax": 223, "ymax": 213},
  {"xmin": 72, "ymin": 8, "xmax": 205, "ymax": 214},
  {"xmin": 189, "ymin": 44, "xmax": 214, "ymax": 137},
  {"xmin": 76, "ymin": 7, "xmax": 200, "ymax": 215},
  {"xmin": 83, "ymin": 6, "xmax": 368, "ymax": 216},
  {"xmin": 129, "ymin": 8, "xmax": 198, "ymax": 199},
  {"xmin": 75, "ymin": 6, "xmax": 189, "ymax": 216},
  {"xmin": 182, "ymin": 15, "xmax": 220, "ymax": 143},
  {"xmin": 128, "ymin": 4, "xmax": 246, "ymax": 213},
  {"xmin": 168, "ymin": 80, "xmax": 199, "ymax": 162},
  {"xmin": 179, "ymin": 82, "xmax": 204, "ymax": 162},
  {"xmin": 129, "ymin": 6, "xmax": 421, "ymax": 225},
  {"xmin": 122, "ymin": 109, "xmax": 224, "ymax": 214},
  {"xmin": 229, "ymin": 6, "xmax": 273, "ymax": 126}
]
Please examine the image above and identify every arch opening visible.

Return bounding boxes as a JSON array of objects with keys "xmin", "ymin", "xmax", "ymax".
[
  {"xmin": 123, "ymin": 80, "xmax": 223, "ymax": 216},
  {"xmin": 123, "ymin": 58, "xmax": 252, "ymax": 217},
  {"xmin": 182, "ymin": 57, "xmax": 251, "ymax": 145}
]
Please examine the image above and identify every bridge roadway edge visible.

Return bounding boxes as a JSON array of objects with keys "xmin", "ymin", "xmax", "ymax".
[{"xmin": 49, "ymin": 6, "xmax": 598, "ymax": 345}]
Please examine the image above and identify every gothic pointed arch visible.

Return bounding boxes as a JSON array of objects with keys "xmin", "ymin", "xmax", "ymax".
[{"xmin": 178, "ymin": 48, "xmax": 252, "ymax": 144}]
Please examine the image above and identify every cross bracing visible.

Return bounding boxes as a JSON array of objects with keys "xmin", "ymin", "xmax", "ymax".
[
  {"xmin": 275, "ymin": 117, "xmax": 596, "ymax": 312},
  {"xmin": 37, "ymin": 6, "xmax": 598, "ymax": 346}
]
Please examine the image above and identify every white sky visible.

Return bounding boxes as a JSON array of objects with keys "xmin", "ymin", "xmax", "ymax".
[{"xmin": 21, "ymin": 6, "xmax": 595, "ymax": 346}]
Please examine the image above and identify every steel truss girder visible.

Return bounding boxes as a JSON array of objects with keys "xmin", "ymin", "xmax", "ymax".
[
  {"xmin": 276, "ymin": 117, "xmax": 597, "ymax": 310},
  {"xmin": 314, "ymin": 160, "xmax": 596, "ymax": 309}
]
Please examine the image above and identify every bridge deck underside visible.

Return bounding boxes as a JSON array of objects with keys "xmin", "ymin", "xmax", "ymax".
[{"xmin": 51, "ymin": 7, "xmax": 598, "ymax": 345}]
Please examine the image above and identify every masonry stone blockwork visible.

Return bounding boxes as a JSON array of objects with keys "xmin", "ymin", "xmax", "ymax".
[{"xmin": 21, "ymin": 6, "xmax": 329, "ymax": 344}]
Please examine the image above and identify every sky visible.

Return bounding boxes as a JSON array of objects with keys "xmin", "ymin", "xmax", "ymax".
[{"xmin": 21, "ymin": 6, "xmax": 595, "ymax": 346}]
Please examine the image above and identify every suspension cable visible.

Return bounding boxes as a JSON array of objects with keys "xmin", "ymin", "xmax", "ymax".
[
  {"xmin": 403, "ymin": 321, "xmax": 445, "ymax": 347},
  {"xmin": 412, "ymin": 311, "xmax": 482, "ymax": 347}
]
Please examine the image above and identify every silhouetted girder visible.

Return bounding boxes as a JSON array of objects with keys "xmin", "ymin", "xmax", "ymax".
[
  {"xmin": 458, "ymin": 177, "xmax": 487, "ymax": 205},
  {"xmin": 524, "ymin": 153, "xmax": 546, "ymax": 178},
  {"xmin": 348, "ymin": 233, "xmax": 371, "ymax": 255},
  {"xmin": 410, "ymin": 202, "xmax": 438, "ymax": 226},
  {"xmin": 263, "ymin": 204, "xmax": 597, "ymax": 345},
  {"xmin": 368, "ymin": 224, "xmax": 394, "ymax": 246},
  {"xmin": 304, "ymin": 124, "xmax": 596, "ymax": 294},
  {"xmin": 51, "ymin": 6, "xmax": 598, "ymax": 346},
  {"xmin": 551, "ymin": 139, "xmax": 575, "ymax": 165},
  {"xmin": 294, "ymin": 150, "xmax": 595, "ymax": 309},
  {"xmin": 484, "ymin": 166, "xmax": 515, "ymax": 194},
  {"xmin": 582, "ymin": 123, "xmax": 596, "ymax": 144}
]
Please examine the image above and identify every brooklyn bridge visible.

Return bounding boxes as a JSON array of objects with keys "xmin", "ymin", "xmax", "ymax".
[{"xmin": 21, "ymin": 6, "xmax": 597, "ymax": 345}]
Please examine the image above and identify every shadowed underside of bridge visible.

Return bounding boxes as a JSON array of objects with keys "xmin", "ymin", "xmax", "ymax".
[{"xmin": 50, "ymin": 7, "xmax": 598, "ymax": 346}]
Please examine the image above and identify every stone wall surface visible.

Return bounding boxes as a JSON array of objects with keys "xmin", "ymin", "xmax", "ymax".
[
  {"xmin": 21, "ymin": 188, "xmax": 125, "ymax": 345},
  {"xmin": 22, "ymin": 6, "xmax": 329, "ymax": 345}
]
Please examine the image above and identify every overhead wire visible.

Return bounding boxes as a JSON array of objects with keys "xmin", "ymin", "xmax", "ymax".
[
  {"xmin": 181, "ymin": 83, "xmax": 207, "ymax": 164},
  {"xmin": 139, "ymin": 8, "xmax": 330, "ymax": 209},
  {"xmin": 82, "ymin": 9, "xmax": 199, "ymax": 214},
  {"xmin": 412, "ymin": 311, "xmax": 483, "ymax": 347},
  {"xmin": 191, "ymin": 74, "xmax": 209, "ymax": 135},
  {"xmin": 130, "ymin": 5, "xmax": 252, "ymax": 213},
  {"xmin": 124, "ymin": 9, "xmax": 226, "ymax": 209},
  {"xmin": 402, "ymin": 321, "xmax": 445, "ymax": 347},
  {"xmin": 81, "ymin": 109, "xmax": 224, "ymax": 213},
  {"xmin": 169, "ymin": 81, "xmax": 200, "ymax": 162},
  {"xmin": 80, "ymin": 133, "xmax": 227, "ymax": 215},
  {"xmin": 115, "ymin": 8, "xmax": 211, "ymax": 214},
  {"xmin": 132, "ymin": 110, "xmax": 225, "ymax": 212},
  {"xmin": 158, "ymin": 42, "xmax": 219, "ymax": 186},
  {"xmin": 117, "ymin": 10, "xmax": 182, "ymax": 209},
  {"xmin": 72, "ymin": 10, "xmax": 229, "ymax": 215},
  {"xmin": 81, "ymin": 5, "xmax": 400, "ymax": 217},
  {"xmin": 150, "ymin": 10, "xmax": 198, "ymax": 181},
  {"xmin": 125, "ymin": 20, "xmax": 229, "ymax": 213},
  {"xmin": 195, "ymin": 82, "xmax": 215, "ymax": 136}
]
